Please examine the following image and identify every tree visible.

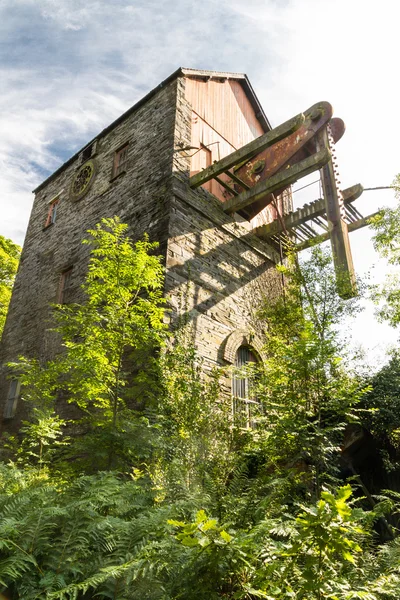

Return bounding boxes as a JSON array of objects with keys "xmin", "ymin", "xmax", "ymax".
[
  {"xmin": 360, "ymin": 352, "xmax": 400, "ymax": 459},
  {"xmin": 0, "ymin": 234, "xmax": 21, "ymax": 337},
  {"xmin": 55, "ymin": 217, "xmax": 166, "ymax": 421},
  {"xmin": 2, "ymin": 228, "xmax": 400, "ymax": 599},
  {"xmin": 10, "ymin": 217, "xmax": 167, "ymax": 472},
  {"xmin": 369, "ymin": 174, "xmax": 400, "ymax": 326},
  {"xmin": 250, "ymin": 247, "xmax": 367, "ymax": 502}
]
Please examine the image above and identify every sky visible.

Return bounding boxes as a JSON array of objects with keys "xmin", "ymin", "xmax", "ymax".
[{"xmin": 1, "ymin": 0, "xmax": 400, "ymax": 366}]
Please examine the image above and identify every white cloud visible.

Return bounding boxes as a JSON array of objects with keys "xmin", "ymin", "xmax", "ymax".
[{"xmin": 1, "ymin": 0, "xmax": 400, "ymax": 357}]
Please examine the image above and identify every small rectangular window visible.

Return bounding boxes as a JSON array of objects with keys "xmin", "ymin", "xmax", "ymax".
[
  {"xmin": 58, "ymin": 266, "xmax": 73, "ymax": 304},
  {"xmin": 45, "ymin": 198, "xmax": 59, "ymax": 228},
  {"xmin": 4, "ymin": 379, "xmax": 20, "ymax": 419},
  {"xmin": 112, "ymin": 143, "xmax": 129, "ymax": 178},
  {"xmin": 80, "ymin": 140, "xmax": 97, "ymax": 163}
]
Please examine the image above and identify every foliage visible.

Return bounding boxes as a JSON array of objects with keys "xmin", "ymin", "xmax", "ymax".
[
  {"xmin": 0, "ymin": 235, "xmax": 21, "ymax": 337},
  {"xmin": 364, "ymin": 175, "xmax": 400, "ymax": 468},
  {"xmin": 253, "ymin": 247, "xmax": 367, "ymax": 500},
  {"xmin": 369, "ymin": 174, "xmax": 400, "ymax": 326},
  {"xmin": 360, "ymin": 352, "xmax": 400, "ymax": 455},
  {"xmin": 56, "ymin": 217, "xmax": 167, "ymax": 419},
  {"xmin": 0, "ymin": 466, "xmax": 398, "ymax": 600},
  {"xmin": 156, "ymin": 322, "xmax": 233, "ymax": 504},
  {"xmin": 9, "ymin": 217, "xmax": 167, "ymax": 472},
  {"xmin": 1, "ymin": 225, "xmax": 400, "ymax": 598}
]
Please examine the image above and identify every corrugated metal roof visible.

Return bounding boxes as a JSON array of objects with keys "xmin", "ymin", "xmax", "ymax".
[{"xmin": 33, "ymin": 67, "xmax": 271, "ymax": 193}]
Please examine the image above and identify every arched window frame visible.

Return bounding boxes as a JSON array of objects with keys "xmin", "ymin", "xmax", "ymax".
[{"xmin": 223, "ymin": 330, "xmax": 265, "ymax": 428}]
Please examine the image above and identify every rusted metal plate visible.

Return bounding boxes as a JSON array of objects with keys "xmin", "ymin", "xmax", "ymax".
[
  {"xmin": 329, "ymin": 117, "xmax": 345, "ymax": 144},
  {"xmin": 232, "ymin": 101, "xmax": 333, "ymax": 219},
  {"xmin": 189, "ymin": 112, "xmax": 305, "ymax": 189}
]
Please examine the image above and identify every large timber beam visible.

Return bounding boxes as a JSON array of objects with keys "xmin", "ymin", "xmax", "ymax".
[
  {"xmin": 254, "ymin": 183, "xmax": 364, "ymax": 240},
  {"xmin": 189, "ymin": 112, "xmax": 305, "ymax": 189},
  {"xmin": 222, "ymin": 148, "xmax": 331, "ymax": 215},
  {"xmin": 233, "ymin": 101, "xmax": 334, "ymax": 219},
  {"xmin": 295, "ymin": 211, "xmax": 382, "ymax": 251},
  {"xmin": 318, "ymin": 128, "xmax": 356, "ymax": 298}
]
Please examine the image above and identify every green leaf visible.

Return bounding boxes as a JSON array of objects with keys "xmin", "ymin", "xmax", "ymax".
[{"xmin": 220, "ymin": 530, "xmax": 232, "ymax": 543}]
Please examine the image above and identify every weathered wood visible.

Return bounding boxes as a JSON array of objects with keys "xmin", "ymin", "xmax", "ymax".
[
  {"xmin": 318, "ymin": 128, "xmax": 356, "ymax": 298},
  {"xmin": 254, "ymin": 183, "xmax": 364, "ymax": 240},
  {"xmin": 295, "ymin": 211, "xmax": 382, "ymax": 251},
  {"xmin": 189, "ymin": 112, "xmax": 305, "ymax": 188},
  {"xmin": 226, "ymin": 170, "xmax": 250, "ymax": 190},
  {"xmin": 223, "ymin": 148, "xmax": 331, "ymax": 215},
  {"xmin": 214, "ymin": 175, "xmax": 238, "ymax": 196},
  {"xmin": 233, "ymin": 101, "xmax": 334, "ymax": 219}
]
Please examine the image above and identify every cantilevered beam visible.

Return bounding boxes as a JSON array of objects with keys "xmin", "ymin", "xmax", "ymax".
[
  {"xmin": 222, "ymin": 148, "xmax": 331, "ymax": 215},
  {"xmin": 254, "ymin": 184, "xmax": 364, "ymax": 240},
  {"xmin": 295, "ymin": 211, "xmax": 382, "ymax": 251},
  {"xmin": 318, "ymin": 127, "xmax": 356, "ymax": 298},
  {"xmin": 233, "ymin": 101, "xmax": 334, "ymax": 219},
  {"xmin": 189, "ymin": 112, "xmax": 305, "ymax": 189}
]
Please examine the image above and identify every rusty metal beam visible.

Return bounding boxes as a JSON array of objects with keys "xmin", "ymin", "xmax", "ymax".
[
  {"xmin": 222, "ymin": 148, "xmax": 331, "ymax": 215},
  {"xmin": 233, "ymin": 101, "xmax": 334, "ymax": 219},
  {"xmin": 189, "ymin": 112, "xmax": 305, "ymax": 188}
]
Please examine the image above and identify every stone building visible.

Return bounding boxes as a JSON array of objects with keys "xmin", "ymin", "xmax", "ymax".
[{"xmin": 0, "ymin": 68, "xmax": 287, "ymax": 430}]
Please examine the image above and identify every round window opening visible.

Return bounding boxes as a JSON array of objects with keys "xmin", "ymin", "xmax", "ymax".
[{"xmin": 70, "ymin": 159, "xmax": 96, "ymax": 201}]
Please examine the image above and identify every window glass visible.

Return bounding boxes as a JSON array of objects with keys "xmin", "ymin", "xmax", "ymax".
[
  {"xmin": 4, "ymin": 379, "xmax": 20, "ymax": 419},
  {"xmin": 45, "ymin": 198, "xmax": 59, "ymax": 227},
  {"xmin": 232, "ymin": 346, "xmax": 259, "ymax": 427}
]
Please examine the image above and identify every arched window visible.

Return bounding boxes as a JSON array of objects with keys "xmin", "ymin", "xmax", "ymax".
[{"xmin": 232, "ymin": 345, "xmax": 260, "ymax": 428}]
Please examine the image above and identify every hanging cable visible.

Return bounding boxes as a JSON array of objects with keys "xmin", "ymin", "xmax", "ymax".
[
  {"xmin": 363, "ymin": 186, "xmax": 395, "ymax": 191},
  {"xmin": 292, "ymin": 179, "xmax": 320, "ymax": 194}
]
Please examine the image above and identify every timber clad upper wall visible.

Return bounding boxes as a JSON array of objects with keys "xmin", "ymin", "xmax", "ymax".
[
  {"xmin": 185, "ymin": 79, "xmax": 265, "ymax": 147},
  {"xmin": 186, "ymin": 78, "xmax": 264, "ymax": 205},
  {"xmin": 185, "ymin": 76, "xmax": 285, "ymax": 228}
]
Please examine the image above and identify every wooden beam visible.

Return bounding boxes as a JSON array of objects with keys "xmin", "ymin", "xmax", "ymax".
[
  {"xmin": 318, "ymin": 128, "xmax": 356, "ymax": 298},
  {"xmin": 295, "ymin": 211, "xmax": 382, "ymax": 251},
  {"xmin": 223, "ymin": 148, "xmax": 331, "ymax": 215},
  {"xmin": 214, "ymin": 176, "xmax": 238, "ymax": 196},
  {"xmin": 189, "ymin": 112, "xmax": 305, "ymax": 188},
  {"xmin": 226, "ymin": 170, "xmax": 250, "ymax": 190},
  {"xmin": 254, "ymin": 183, "xmax": 364, "ymax": 240}
]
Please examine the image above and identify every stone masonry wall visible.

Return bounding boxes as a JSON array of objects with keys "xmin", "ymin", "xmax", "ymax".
[
  {"xmin": 0, "ymin": 77, "xmax": 179, "ymax": 432},
  {"xmin": 166, "ymin": 78, "xmax": 284, "ymax": 394},
  {"xmin": 0, "ymin": 72, "xmax": 287, "ymax": 433}
]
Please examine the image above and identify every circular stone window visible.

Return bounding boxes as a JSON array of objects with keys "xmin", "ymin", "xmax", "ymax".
[{"xmin": 70, "ymin": 159, "xmax": 97, "ymax": 201}]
